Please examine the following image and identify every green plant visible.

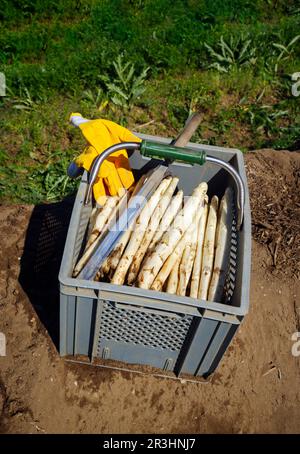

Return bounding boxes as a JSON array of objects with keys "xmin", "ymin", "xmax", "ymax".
[
  {"xmin": 287, "ymin": 4, "xmax": 300, "ymax": 16},
  {"xmin": 102, "ymin": 55, "xmax": 150, "ymax": 109},
  {"xmin": 262, "ymin": 33, "xmax": 300, "ymax": 75},
  {"xmin": 7, "ymin": 86, "xmax": 37, "ymax": 111},
  {"xmin": 31, "ymin": 154, "xmax": 79, "ymax": 201},
  {"xmin": 248, "ymin": 104, "xmax": 288, "ymax": 132},
  {"xmin": 205, "ymin": 35, "xmax": 257, "ymax": 73},
  {"xmin": 272, "ymin": 35, "xmax": 300, "ymax": 73},
  {"xmin": 81, "ymin": 88, "xmax": 109, "ymax": 112},
  {"xmin": 188, "ymin": 88, "xmax": 217, "ymax": 115},
  {"xmin": 0, "ymin": 154, "xmax": 79, "ymax": 204},
  {"xmin": 239, "ymin": 91, "xmax": 288, "ymax": 134}
]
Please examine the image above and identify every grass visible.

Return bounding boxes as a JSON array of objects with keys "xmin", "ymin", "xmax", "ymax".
[{"xmin": 0, "ymin": 0, "xmax": 300, "ymax": 203}]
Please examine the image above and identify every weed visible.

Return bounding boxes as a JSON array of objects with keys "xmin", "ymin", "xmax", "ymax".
[
  {"xmin": 239, "ymin": 91, "xmax": 288, "ymax": 135},
  {"xmin": 205, "ymin": 35, "xmax": 257, "ymax": 73},
  {"xmin": 265, "ymin": 34, "xmax": 300, "ymax": 74},
  {"xmin": 6, "ymin": 86, "xmax": 37, "ymax": 111},
  {"xmin": 102, "ymin": 55, "xmax": 150, "ymax": 109},
  {"xmin": 273, "ymin": 123, "xmax": 300, "ymax": 150},
  {"xmin": 81, "ymin": 88, "xmax": 109, "ymax": 113},
  {"xmin": 32, "ymin": 163, "xmax": 78, "ymax": 201},
  {"xmin": 248, "ymin": 104, "xmax": 288, "ymax": 133}
]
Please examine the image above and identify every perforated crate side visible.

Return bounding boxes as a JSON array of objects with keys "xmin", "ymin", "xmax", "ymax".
[{"xmin": 92, "ymin": 300, "xmax": 195, "ymax": 371}]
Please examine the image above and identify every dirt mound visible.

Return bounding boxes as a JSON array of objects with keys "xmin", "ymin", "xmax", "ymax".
[{"xmin": 246, "ymin": 149, "xmax": 300, "ymax": 279}]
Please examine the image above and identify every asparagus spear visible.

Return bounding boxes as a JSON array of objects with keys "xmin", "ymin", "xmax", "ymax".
[
  {"xmin": 190, "ymin": 198, "xmax": 208, "ymax": 298},
  {"xmin": 87, "ymin": 206, "xmax": 100, "ymax": 239},
  {"xmin": 198, "ymin": 195, "xmax": 219, "ymax": 300},
  {"xmin": 127, "ymin": 177, "xmax": 179, "ymax": 284},
  {"xmin": 177, "ymin": 210, "xmax": 201, "ymax": 296},
  {"xmin": 166, "ymin": 257, "xmax": 181, "ymax": 294},
  {"xmin": 85, "ymin": 196, "xmax": 119, "ymax": 250},
  {"xmin": 208, "ymin": 188, "xmax": 233, "ymax": 302},
  {"xmin": 149, "ymin": 191, "xmax": 183, "ymax": 250},
  {"xmin": 96, "ymin": 220, "xmax": 135, "ymax": 281},
  {"xmin": 137, "ymin": 182, "xmax": 208, "ymax": 290},
  {"xmin": 111, "ymin": 177, "xmax": 172, "ymax": 285},
  {"xmin": 73, "ymin": 197, "xmax": 118, "ymax": 277},
  {"xmin": 150, "ymin": 207, "xmax": 204, "ymax": 292}
]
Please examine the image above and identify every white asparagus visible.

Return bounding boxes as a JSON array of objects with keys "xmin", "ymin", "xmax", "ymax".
[
  {"xmin": 107, "ymin": 184, "xmax": 143, "ymax": 267},
  {"xmin": 85, "ymin": 196, "xmax": 119, "ymax": 249},
  {"xmin": 95, "ymin": 248, "xmax": 113, "ymax": 280},
  {"xmin": 87, "ymin": 206, "xmax": 100, "ymax": 239},
  {"xmin": 127, "ymin": 177, "xmax": 179, "ymax": 284},
  {"xmin": 166, "ymin": 257, "xmax": 181, "ymax": 294},
  {"xmin": 77, "ymin": 192, "xmax": 130, "ymax": 279},
  {"xmin": 177, "ymin": 209, "xmax": 201, "ymax": 296},
  {"xmin": 142, "ymin": 190, "xmax": 184, "ymax": 266},
  {"xmin": 150, "ymin": 209, "xmax": 203, "ymax": 292},
  {"xmin": 95, "ymin": 264, "xmax": 107, "ymax": 281},
  {"xmin": 208, "ymin": 188, "xmax": 233, "ymax": 302},
  {"xmin": 109, "ymin": 224, "xmax": 134, "ymax": 271},
  {"xmin": 149, "ymin": 190, "xmax": 183, "ymax": 250},
  {"xmin": 177, "ymin": 245, "xmax": 191, "ymax": 295},
  {"xmin": 198, "ymin": 195, "xmax": 219, "ymax": 300},
  {"xmin": 190, "ymin": 198, "xmax": 209, "ymax": 298},
  {"xmin": 95, "ymin": 226, "xmax": 133, "ymax": 281},
  {"xmin": 95, "ymin": 202, "xmax": 135, "ymax": 280},
  {"xmin": 98, "ymin": 191, "xmax": 129, "ymax": 243},
  {"xmin": 111, "ymin": 177, "xmax": 172, "ymax": 285},
  {"xmin": 137, "ymin": 182, "xmax": 208, "ymax": 290}
]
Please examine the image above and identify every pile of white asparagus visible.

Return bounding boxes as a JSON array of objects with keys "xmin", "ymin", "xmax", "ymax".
[{"xmin": 73, "ymin": 176, "xmax": 234, "ymax": 302}]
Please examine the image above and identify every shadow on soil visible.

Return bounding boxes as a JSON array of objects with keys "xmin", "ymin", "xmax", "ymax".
[{"xmin": 19, "ymin": 196, "xmax": 75, "ymax": 349}]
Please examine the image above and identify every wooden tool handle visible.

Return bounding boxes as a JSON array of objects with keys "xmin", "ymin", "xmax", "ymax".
[{"xmin": 173, "ymin": 112, "xmax": 202, "ymax": 147}]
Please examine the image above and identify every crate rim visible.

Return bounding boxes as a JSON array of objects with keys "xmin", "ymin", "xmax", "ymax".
[{"xmin": 59, "ymin": 277, "xmax": 248, "ymax": 317}]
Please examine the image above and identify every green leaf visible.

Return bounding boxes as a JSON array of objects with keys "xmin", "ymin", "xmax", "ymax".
[
  {"xmin": 273, "ymin": 43, "xmax": 288, "ymax": 52},
  {"xmin": 220, "ymin": 36, "xmax": 234, "ymax": 59},
  {"xmin": 288, "ymin": 34, "xmax": 300, "ymax": 47},
  {"xmin": 111, "ymin": 95, "xmax": 126, "ymax": 107}
]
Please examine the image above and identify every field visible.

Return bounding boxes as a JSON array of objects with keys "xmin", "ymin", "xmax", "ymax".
[{"xmin": 0, "ymin": 0, "xmax": 300, "ymax": 203}]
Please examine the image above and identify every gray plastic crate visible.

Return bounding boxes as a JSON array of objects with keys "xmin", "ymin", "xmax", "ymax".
[{"xmin": 59, "ymin": 133, "xmax": 251, "ymax": 377}]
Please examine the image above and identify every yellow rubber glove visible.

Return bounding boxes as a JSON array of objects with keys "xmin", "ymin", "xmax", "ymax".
[{"xmin": 70, "ymin": 113, "xmax": 141, "ymax": 204}]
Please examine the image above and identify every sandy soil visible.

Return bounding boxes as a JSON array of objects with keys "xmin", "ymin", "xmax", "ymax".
[{"xmin": 0, "ymin": 150, "xmax": 299, "ymax": 434}]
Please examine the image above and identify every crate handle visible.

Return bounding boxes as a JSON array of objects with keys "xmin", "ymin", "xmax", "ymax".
[{"xmin": 85, "ymin": 141, "xmax": 245, "ymax": 230}]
